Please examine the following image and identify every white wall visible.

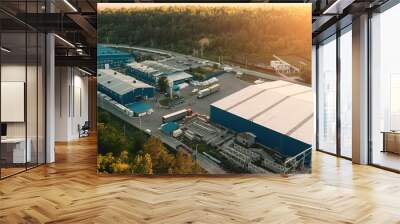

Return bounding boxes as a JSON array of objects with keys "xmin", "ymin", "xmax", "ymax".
[
  {"xmin": 1, "ymin": 64, "xmax": 26, "ymax": 138},
  {"xmin": 54, "ymin": 67, "xmax": 89, "ymax": 141}
]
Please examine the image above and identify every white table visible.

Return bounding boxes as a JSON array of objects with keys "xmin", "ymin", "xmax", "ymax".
[{"xmin": 1, "ymin": 138, "xmax": 31, "ymax": 163}]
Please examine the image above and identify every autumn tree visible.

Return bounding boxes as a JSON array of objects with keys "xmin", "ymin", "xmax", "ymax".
[
  {"xmin": 111, "ymin": 150, "xmax": 130, "ymax": 173},
  {"xmin": 143, "ymin": 136, "xmax": 174, "ymax": 173},
  {"xmin": 97, "ymin": 152, "xmax": 115, "ymax": 173},
  {"xmin": 132, "ymin": 153, "xmax": 153, "ymax": 174},
  {"xmin": 157, "ymin": 76, "xmax": 169, "ymax": 93},
  {"xmin": 142, "ymin": 154, "xmax": 153, "ymax": 174},
  {"xmin": 192, "ymin": 162, "xmax": 205, "ymax": 174},
  {"xmin": 112, "ymin": 161, "xmax": 130, "ymax": 173},
  {"xmin": 173, "ymin": 151, "xmax": 194, "ymax": 174}
]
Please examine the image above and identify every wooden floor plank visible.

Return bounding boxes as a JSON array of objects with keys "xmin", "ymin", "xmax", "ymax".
[{"xmin": 0, "ymin": 135, "xmax": 400, "ymax": 224}]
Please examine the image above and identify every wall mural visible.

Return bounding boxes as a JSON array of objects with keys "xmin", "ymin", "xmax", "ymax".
[{"xmin": 97, "ymin": 3, "xmax": 312, "ymax": 175}]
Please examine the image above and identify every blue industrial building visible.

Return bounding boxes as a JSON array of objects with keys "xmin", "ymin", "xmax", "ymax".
[
  {"xmin": 126, "ymin": 62, "xmax": 161, "ymax": 85},
  {"xmin": 98, "ymin": 69, "xmax": 155, "ymax": 105},
  {"xmin": 210, "ymin": 80, "xmax": 313, "ymax": 164},
  {"xmin": 97, "ymin": 45, "xmax": 133, "ymax": 69},
  {"xmin": 126, "ymin": 61, "xmax": 192, "ymax": 86},
  {"xmin": 160, "ymin": 122, "xmax": 179, "ymax": 135}
]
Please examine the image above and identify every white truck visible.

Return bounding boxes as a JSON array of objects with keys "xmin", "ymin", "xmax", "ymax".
[
  {"xmin": 161, "ymin": 108, "xmax": 192, "ymax": 123},
  {"xmin": 197, "ymin": 84, "xmax": 220, "ymax": 99}
]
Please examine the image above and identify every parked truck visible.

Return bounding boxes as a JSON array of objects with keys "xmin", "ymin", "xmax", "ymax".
[
  {"xmin": 197, "ymin": 84, "xmax": 220, "ymax": 99},
  {"xmin": 161, "ymin": 108, "xmax": 192, "ymax": 123}
]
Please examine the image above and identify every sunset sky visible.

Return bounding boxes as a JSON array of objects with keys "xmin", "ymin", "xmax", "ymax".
[{"xmin": 97, "ymin": 3, "xmax": 311, "ymax": 11}]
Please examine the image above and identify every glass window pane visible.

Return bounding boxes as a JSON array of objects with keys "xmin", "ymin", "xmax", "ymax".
[
  {"xmin": 0, "ymin": 1, "xmax": 47, "ymax": 179},
  {"xmin": 27, "ymin": 31, "xmax": 38, "ymax": 169},
  {"xmin": 340, "ymin": 28, "xmax": 352, "ymax": 158},
  {"xmin": 371, "ymin": 4, "xmax": 400, "ymax": 171},
  {"xmin": 1, "ymin": 31, "xmax": 28, "ymax": 177},
  {"xmin": 318, "ymin": 36, "xmax": 337, "ymax": 154}
]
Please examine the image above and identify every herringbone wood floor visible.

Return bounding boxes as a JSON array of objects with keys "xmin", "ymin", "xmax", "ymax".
[{"xmin": 1, "ymin": 135, "xmax": 400, "ymax": 224}]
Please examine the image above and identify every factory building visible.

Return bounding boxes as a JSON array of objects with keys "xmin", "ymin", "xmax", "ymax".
[
  {"xmin": 126, "ymin": 60, "xmax": 192, "ymax": 86},
  {"xmin": 97, "ymin": 69, "xmax": 155, "ymax": 105},
  {"xmin": 210, "ymin": 80, "xmax": 313, "ymax": 160},
  {"xmin": 167, "ymin": 71, "xmax": 193, "ymax": 85},
  {"xmin": 97, "ymin": 45, "xmax": 132, "ymax": 69}
]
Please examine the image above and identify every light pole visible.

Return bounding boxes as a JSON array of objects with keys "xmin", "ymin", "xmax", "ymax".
[{"xmin": 138, "ymin": 113, "xmax": 142, "ymax": 129}]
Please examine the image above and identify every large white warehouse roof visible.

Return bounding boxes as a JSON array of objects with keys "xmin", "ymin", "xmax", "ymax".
[
  {"xmin": 211, "ymin": 80, "xmax": 313, "ymax": 144},
  {"xmin": 98, "ymin": 69, "xmax": 153, "ymax": 95}
]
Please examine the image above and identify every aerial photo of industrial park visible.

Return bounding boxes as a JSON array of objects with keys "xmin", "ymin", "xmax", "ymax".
[{"xmin": 96, "ymin": 3, "xmax": 312, "ymax": 175}]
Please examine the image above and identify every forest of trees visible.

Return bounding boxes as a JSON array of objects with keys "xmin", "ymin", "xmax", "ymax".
[
  {"xmin": 98, "ymin": 4, "xmax": 311, "ymax": 70},
  {"xmin": 97, "ymin": 108, "xmax": 205, "ymax": 175}
]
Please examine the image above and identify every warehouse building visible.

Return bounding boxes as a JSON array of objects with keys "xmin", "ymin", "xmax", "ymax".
[
  {"xmin": 97, "ymin": 69, "xmax": 155, "ymax": 105},
  {"xmin": 126, "ymin": 62, "xmax": 162, "ymax": 84},
  {"xmin": 97, "ymin": 45, "xmax": 132, "ymax": 69},
  {"xmin": 167, "ymin": 71, "xmax": 193, "ymax": 85},
  {"xmin": 210, "ymin": 80, "xmax": 313, "ymax": 160},
  {"xmin": 126, "ymin": 61, "xmax": 192, "ymax": 86}
]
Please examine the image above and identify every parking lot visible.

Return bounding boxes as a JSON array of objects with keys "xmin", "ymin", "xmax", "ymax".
[
  {"xmin": 140, "ymin": 72, "xmax": 250, "ymax": 130},
  {"xmin": 179, "ymin": 72, "xmax": 251, "ymax": 115}
]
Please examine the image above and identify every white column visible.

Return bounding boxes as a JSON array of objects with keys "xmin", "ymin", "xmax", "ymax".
[
  {"xmin": 54, "ymin": 67, "xmax": 72, "ymax": 141},
  {"xmin": 352, "ymin": 14, "xmax": 369, "ymax": 164},
  {"xmin": 46, "ymin": 33, "xmax": 55, "ymax": 163}
]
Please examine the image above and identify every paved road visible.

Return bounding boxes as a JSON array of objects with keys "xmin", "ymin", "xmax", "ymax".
[
  {"xmin": 98, "ymin": 96, "xmax": 226, "ymax": 174},
  {"xmin": 105, "ymin": 44, "xmax": 298, "ymax": 83}
]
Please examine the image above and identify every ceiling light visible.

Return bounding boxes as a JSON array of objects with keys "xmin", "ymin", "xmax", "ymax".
[
  {"xmin": 63, "ymin": 0, "xmax": 78, "ymax": 12},
  {"xmin": 1, "ymin": 47, "xmax": 11, "ymax": 53},
  {"xmin": 54, "ymin": 34, "xmax": 75, "ymax": 48}
]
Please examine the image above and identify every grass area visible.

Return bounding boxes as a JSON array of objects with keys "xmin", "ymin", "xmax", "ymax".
[
  {"xmin": 159, "ymin": 97, "xmax": 172, "ymax": 107},
  {"xmin": 237, "ymin": 74, "xmax": 262, "ymax": 83},
  {"xmin": 186, "ymin": 66, "xmax": 220, "ymax": 81}
]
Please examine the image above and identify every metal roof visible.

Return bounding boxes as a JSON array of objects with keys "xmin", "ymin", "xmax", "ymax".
[
  {"xmin": 98, "ymin": 69, "xmax": 153, "ymax": 95},
  {"xmin": 167, "ymin": 71, "xmax": 193, "ymax": 83},
  {"xmin": 211, "ymin": 80, "xmax": 313, "ymax": 144},
  {"xmin": 127, "ymin": 62, "xmax": 162, "ymax": 76},
  {"xmin": 98, "ymin": 45, "xmax": 130, "ymax": 57},
  {"xmin": 141, "ymin": 60, "xmax": 179, "ymax": 74}
]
